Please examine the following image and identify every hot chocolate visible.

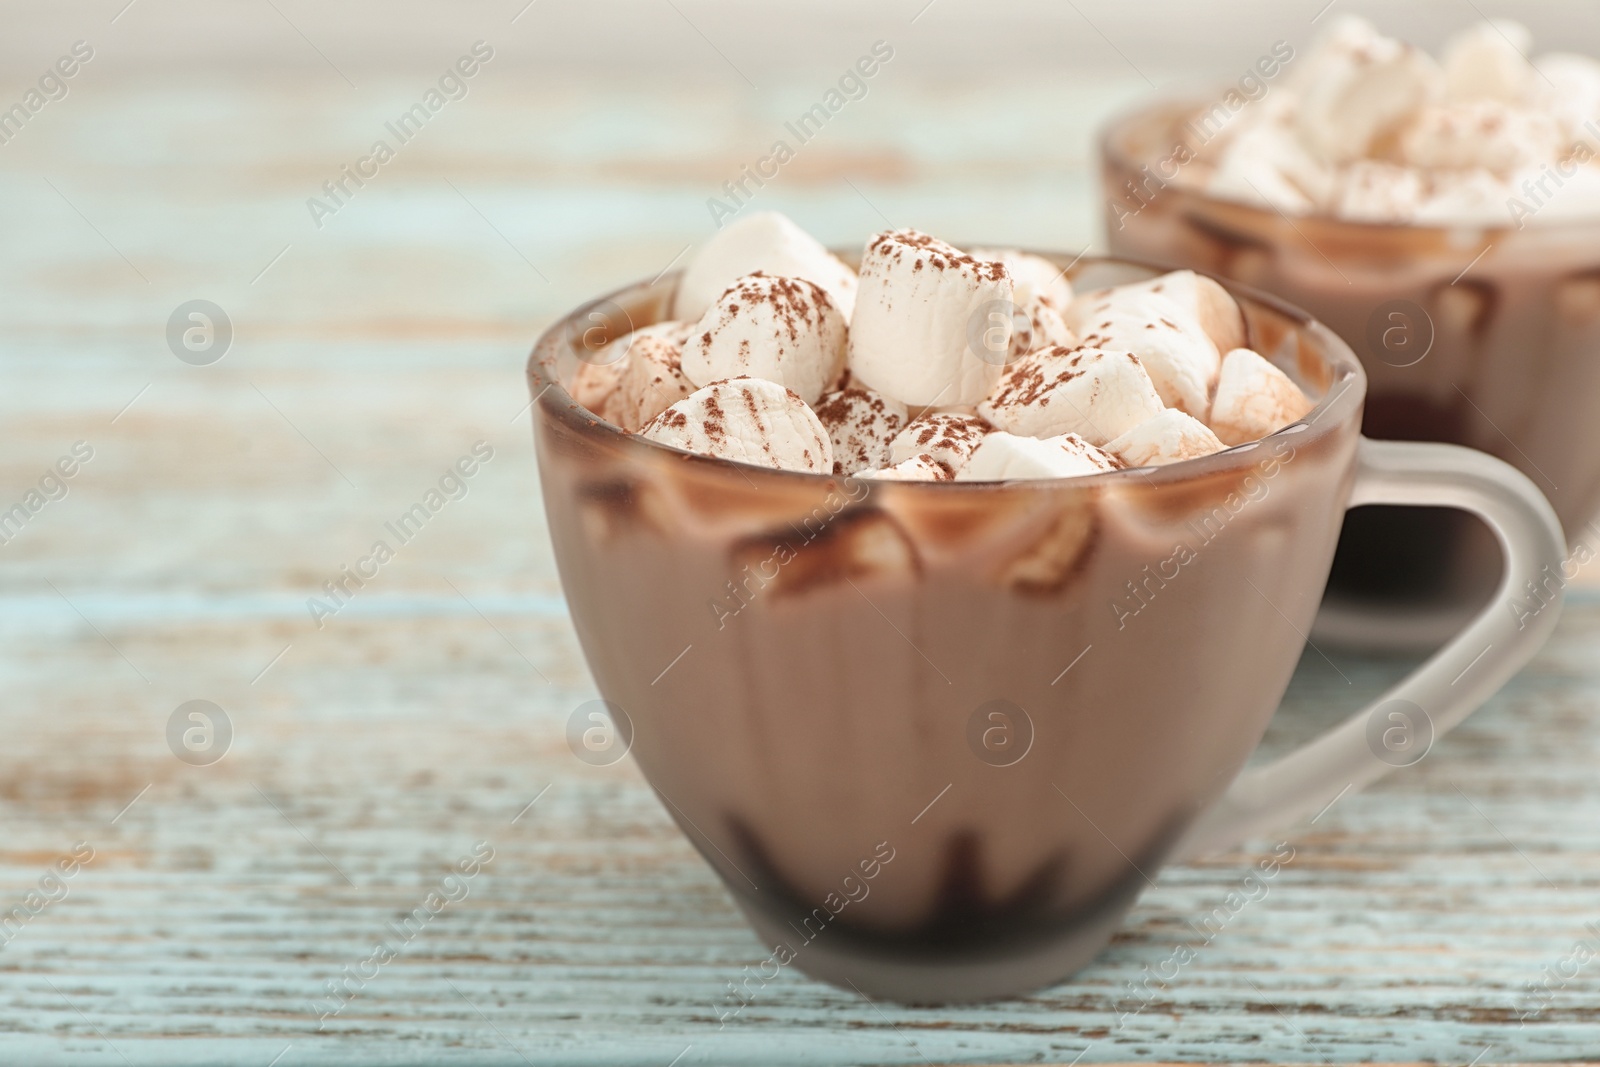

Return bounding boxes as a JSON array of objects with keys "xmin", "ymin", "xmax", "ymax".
[
  {"xmin": 529, "ymin": 241, "xmax": 1566, "ymax": 1001},
  {"xmin": 1102, "ymin": 17, "xmax": 1600, "ymax": 636}
]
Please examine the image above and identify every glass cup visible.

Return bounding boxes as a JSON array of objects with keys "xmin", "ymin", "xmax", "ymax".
[
  {"xmin": 1100, "ymin": 98, "xmax": 1600, "ymax": 646},
  {"xmin": 526, "ymin": 253, "xmax": 1564, "ymax": 1003}
]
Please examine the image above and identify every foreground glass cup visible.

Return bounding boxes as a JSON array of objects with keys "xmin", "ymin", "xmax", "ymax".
[
  {"xmin": 1101, "ymin": 98, "xmax": 1600, "ymax": 645},
  {"xmin": 527, "ymin": 254, "xmax": 1564, "ymax": 1003}
]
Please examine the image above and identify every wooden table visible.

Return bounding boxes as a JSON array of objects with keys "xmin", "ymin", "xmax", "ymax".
[{"xmin": 4, "ymin": 40, "xmax": 1600, "ymax": 1065}]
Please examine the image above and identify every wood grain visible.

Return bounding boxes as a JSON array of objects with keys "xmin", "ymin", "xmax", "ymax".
[{"xmin": 2, "ymin": 45, "xmax": 1599, "ymax": 1065}]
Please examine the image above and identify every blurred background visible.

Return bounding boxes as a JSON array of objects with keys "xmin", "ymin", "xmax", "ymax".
[
  {"xmin": 5, "ymin": 1, "xmax": 1600, "ymax": 1061},
  {"xmin": 7, "ymin": 0, "xmax": 1597, "ymax": 602},
  {"xmin": 2, "ymin": 0, "xmax": 1596, "ymax": 343},
  {"xmin": 7, "ymin": 0, "xmax": 1600, "ymax": 345}
]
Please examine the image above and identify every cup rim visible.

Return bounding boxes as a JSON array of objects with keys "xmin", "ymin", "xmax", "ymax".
[
  {"xmin": 1098, "ymin": 92, "xmax": 1593, "ymax": 237},
  {"xmin": 526, "ymin": 250, "xmax": 1366, "ymax": 492}
]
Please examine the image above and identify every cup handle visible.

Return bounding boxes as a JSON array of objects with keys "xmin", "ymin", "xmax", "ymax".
[{"xmin": 1172, "ymin": 437, "xmax": 1568, "ymax": 861}]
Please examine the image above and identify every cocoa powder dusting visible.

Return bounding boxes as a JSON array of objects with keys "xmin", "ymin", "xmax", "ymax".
[
  {"xmin": 988, "ymin": 345, "xmax": 1092, "ymax": 408},
  {"xmin": 717, "ymin": 273, "xmax": 836, "ymax": 347},
  {"xmin": 867, "ymin": 229, "xmax": 1011, "ymax": 284},
  {"xmin": 701, "ymin": 389, "xmax": 727, "ymax": 443}
]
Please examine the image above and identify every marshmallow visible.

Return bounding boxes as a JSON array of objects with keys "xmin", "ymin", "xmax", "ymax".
[
  {"xmin": 590, "ymin": 221, "xmax": 1331, "ymax": 484},
  {"xmin": 1284, "ymin": 15, "xmax": 1382, "ymax": 93},
  {"xmin": 651, "ymin": 321, "xmax": 697, "ymax": 345},
  {"xmin": 979, "ymin": 345, "xmax": 1166, "ymax": 444},
  {"xmin": 681, "ymin": 273, "xmax": 848, "ymax": 405},
  {"xmin": 571, "ymin": 320, "xmax": 693, "ymax": 417},
  {"xmin": 859, "ymin": 453, "xmax": 953, "ymax": 482},
  {"xmin": 1195, "ymin": 17, "xmax": 1600, "ymax": 225},
  {"xmin": 1098, "ymin": 270, "xmax": 1246, "ymax": 356},
  {"xmin": 611, "ymin": 334, "xmax": 695, "ymax": 431},
  {"xmin": 1065, "ymin": 292, "xmax": 1220, "ymax": 417},
  {"xmin": 640, "ymin": 376, "xmax": 833, "ymax": 474},
  {"xmin": 814, "ymin": 383, "xmax": 908, "ymax": 475},
  {"xmin": 1008, "ymin": 294, "xmax": 1078, "ymax": 362},
  {"xmin": 1504, "ymin": 161, "xmax": 1600, "ymax": 224},
  {"xmin": 970, "ymin": 249, "xmax": 1074, "ymax": 310},
  {"xmin": 674, "ymin": 211, "xmax": 858, "ymax": 322},
  {"xmin": 848, "ymin": 229, "xmax": 1014, "ymax": 406},
  {"xmin": 1415, "ymin": 168, "xmax": 1523, "ymax": 226},
  {"xmin": 1107, "ymin": 409, "xmax": 1226, "ymax": 468},
  {"xmin": 955, "ymin": 432, "xmax": 1122, "ymax": 482},
  {"xmin": 1537, "ymin": 53, "xmax": 1600, "ymax": 149},
  {"xmin": 571, "ymin": 358, "xmax": 625, "ymax": 415},
  {"xmin": 1442, "ymin": 20, "xmax": 1536, "ymax": 104},
  {"xmin": 887, "ymin": 412, "xmax": 990, "ymax": 474},
  {"xmin": 1208, "ymin": 121, "xmax": 1336, "ymax": 215},
  {"xmin": 952, "ymin": 248, "xmax": 1078, "ymax": 363},
  {"xmin": 1334, "ymin": 160, "xmax": 1425, "ymax": 223},
  {"xmin": 1400, "ymin": 101, "xmax": 1562, "ymax": 175},
  {"xmin": 1293, "ymin": 17, "xmax": 1442, "ymax": 165},
  {"xmin": 1209, "ymin": 349, "xmax": 1314, "ymax": 446}
]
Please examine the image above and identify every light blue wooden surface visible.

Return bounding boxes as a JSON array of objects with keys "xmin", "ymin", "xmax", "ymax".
[{"xmin": 3, "ymin": 17, "xmax": 1600, "ymax": 1062}]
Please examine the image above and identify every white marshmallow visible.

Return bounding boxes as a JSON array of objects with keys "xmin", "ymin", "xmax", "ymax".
[
  {"xmin": 1096, "ymin": 270, "xmax": 1246, "ymax": 356},
  {"xmin": 970, "ymin": 249, "xmax": 1074, "ymax": 310},
  {"xmin": 1209, "ymin": 349, "xmax": 1314, "ymax": 446},
  {"xmin": 1334, "ymin": 160, "xmax": 1426, "ymax": 223},
  {"xmin": 1207, "ymin": 115, "xmax": 1339, "ymax": 215},
  {"xmin": 848, "ymin": 229, "xmax": 1015, "ymax": 406},
  {"xmin": 681, "ymin": 273, "xmax": 847, "ymax": 406},
  {"xmin": 1442, "ymin": 20, "xmax": 1536, "ymax": 104},
  {"xmin": 1504, "ymin": 161, "xmax": 1600, "ymax": 224},
  {"xmin": 955, "ymin": 432, "xmax": 1122, "ymax": 482},
  {"xmin": 1007, "ymin": 294, "xmax": 1078, "ymax": 362},
  {"xmin": 571, "ymin": 321, "xmax": 692, "ymax": 416},
  {"xmin": 1400, "ymin": 101, "xmax": 1562, "ymax": 175},
  {"xmin": 979, "ymin": 345, "xmax": 1166, "ymax": 445},
  {"xmin": 640, "ymin": 377, "xmax": 833, "ymax": 474},
  {"xmin": 1284, "ymin": 15, "xmax": 1382, "ymax": 93},
  {"xmin": 888, "ymin": 412, "xmax": 991, "ymax": 474},
  {"xmin": 953, "ymin": 248, "xmax": 1076, "ymax": 369},
  {"xmin": 1537, "ymin": 53, "xmax": 1600, "ymax": 149},
  {"xmin": 1064, "ymin": 292, "xmax": 1220, "ymax": 417},
  {"xmin": 1293, "ymin": 17, "xmax": 1442, "ymax": 164},
  {"xmin": 596, "ymin": 320, "xmax": 696, "ymax": 365},
  {"xmin": 1107, "ymin": 409, "xmax": 1226, "ymax": 468},
  {"xmin": 1414, "ymin": 168, "xmax": 1519, "ymax": 226},
  {"xmin": 571, "ymin": 359, "xmax": 625, "ymax": 415},
  {"xmin": 611, "ymin": 334, "xmax": 694, "ymax": 432},
  {"xmin": 1190, "ymin": 17, "xmax": 1596, "ymax": 226},
  {"xmin": 814, "ymin": 383, "xmax": 908, "ymax": 475},
  {"xmin": 674, "ymin": 211, "xmax": 858, "ymax": 322},
  {"xmin": 859, "ymin": 453, "xmax": 953, "ymax": 482},
  {"xmin": 962, "ymin": 251, "xmax": 1077, "ymax": 366}
]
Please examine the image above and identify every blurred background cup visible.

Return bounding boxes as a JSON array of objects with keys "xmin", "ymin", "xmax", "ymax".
[{"xmin": 1099, "ymin": 97, "xmax": 1599, "ymax": 647}]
